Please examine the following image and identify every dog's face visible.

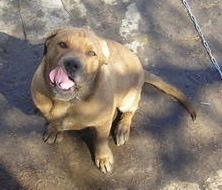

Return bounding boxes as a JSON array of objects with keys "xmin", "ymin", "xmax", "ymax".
[{"xmin": 43, "ymin": 27, "xmax": 110, "ymax": 101}]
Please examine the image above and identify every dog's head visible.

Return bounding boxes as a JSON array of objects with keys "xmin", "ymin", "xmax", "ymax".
[{"xmin": 43, "ymin": 27, "xmax": 110, "ymax": 101}]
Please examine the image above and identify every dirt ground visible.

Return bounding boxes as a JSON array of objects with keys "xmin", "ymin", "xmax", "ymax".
[{"xmin": 0, "ymin": 0, "xmax": 222, "ymax": 189}]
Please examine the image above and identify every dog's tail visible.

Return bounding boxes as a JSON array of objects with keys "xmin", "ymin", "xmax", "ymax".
[{"xmin": 143, "ymin": 70, "xmax": 196, "ymax": 121}]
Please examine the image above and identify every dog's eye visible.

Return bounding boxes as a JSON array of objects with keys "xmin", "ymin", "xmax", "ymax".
[
  {"xmin": 58, "ymin": 42, "xmax": 68, "ymax": 49},
  {"xmin": 86, "ymin": 51, "xmax": 97, "ymax": 57}
]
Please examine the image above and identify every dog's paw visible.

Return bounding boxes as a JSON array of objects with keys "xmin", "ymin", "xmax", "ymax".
[
  {"xmin": 114, "ymin": 124, "xmax": 130, "ymax": 146},
  {"xmin": 95, "ymin": 146, "xmax": 114, "ymax": 173},
  {"xmin": 43, "ymin": 126, "xmax": 63, "ymax": 144}
]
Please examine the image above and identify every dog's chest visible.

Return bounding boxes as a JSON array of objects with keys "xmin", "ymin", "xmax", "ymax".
[
  {"xmin": 57, "ymin": 100, "xmax": 112, "ymax": 130},
  {"xmin": 49, "ymin": 101, "xmax": 69, "ymax": 119}
]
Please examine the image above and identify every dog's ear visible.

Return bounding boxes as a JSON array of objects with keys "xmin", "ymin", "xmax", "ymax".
[
  {"xmin": 100, "ymin": 40, "xmax": 110, "ymax": 65},
  {"xmin": 43, "ymin": 28, "xmax": 64, "ymax": 55}
]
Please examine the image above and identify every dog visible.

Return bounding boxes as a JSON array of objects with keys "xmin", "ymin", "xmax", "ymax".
[{"xmin": 31, "ymin": 27, "xmax": 196, "ymax": 173}]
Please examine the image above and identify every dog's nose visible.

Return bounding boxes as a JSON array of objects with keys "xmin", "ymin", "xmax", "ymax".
[{"xmin": 63, "ymin": 58, "xmax": 82, "ymax": 75}]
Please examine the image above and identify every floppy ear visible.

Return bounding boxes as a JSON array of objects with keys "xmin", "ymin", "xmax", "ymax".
[
  {"xmin": 43, "ymin": 28, "xmax": 64, "ymax": 55},
  {"xmin": 100, "ymin": 40, "xmax": 110, "ymax": 64}
]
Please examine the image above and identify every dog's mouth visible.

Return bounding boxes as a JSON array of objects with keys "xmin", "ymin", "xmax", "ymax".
[{"xmin": 49, "ymin": 66, "xmax": 76, "ymax": 93}]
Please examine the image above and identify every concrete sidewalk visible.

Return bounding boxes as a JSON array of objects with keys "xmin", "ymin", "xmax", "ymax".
[{"xmin": 0, "ymin": 0, "xmax": 222, "ymax": 189}]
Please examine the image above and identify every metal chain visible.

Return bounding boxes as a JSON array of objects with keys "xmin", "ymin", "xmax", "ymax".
[{"xmin": 182, "ymin": 0, "xmax": 222, "ymax": 79}]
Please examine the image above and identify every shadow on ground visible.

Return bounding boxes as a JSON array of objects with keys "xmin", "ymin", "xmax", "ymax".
[{"xmin": 1, "ymin": 30, "xmax": 222, "ymax": 189}]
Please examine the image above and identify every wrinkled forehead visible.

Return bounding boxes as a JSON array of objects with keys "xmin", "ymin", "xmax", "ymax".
[{"xmin": 53, "ymin": 28, "xmax": 100, "ymax": 50}]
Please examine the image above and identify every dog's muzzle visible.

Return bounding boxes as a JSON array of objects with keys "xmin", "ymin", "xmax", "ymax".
[
  {"xmin": 49, "ymin": 57, "xmax": 83, "ymax": 92},
  {"xmin": 63, "ymin": 58, "xmax": 82, "ymax": 77}
]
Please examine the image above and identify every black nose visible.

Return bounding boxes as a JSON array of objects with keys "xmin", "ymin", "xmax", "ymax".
[{"xmin": 63, "ymin": 58, "xmax": 82, "ymax": 75}]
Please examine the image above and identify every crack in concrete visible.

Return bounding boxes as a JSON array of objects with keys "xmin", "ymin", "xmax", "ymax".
[
  {"xmin": 60, "ymin": 0, "xmax": 75, "ymax": 20},
  {"xmin": 17, "ymin": 0, "xmax": 27, "ymax": 40}
]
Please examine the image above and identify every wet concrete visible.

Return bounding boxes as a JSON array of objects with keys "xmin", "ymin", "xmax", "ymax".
[{"xmin": 0, "ymin": 0, "xmax": 222, "ymax": 189}]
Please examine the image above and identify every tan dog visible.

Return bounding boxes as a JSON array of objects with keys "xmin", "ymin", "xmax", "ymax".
[{"xmin": 31, "ymin": 27, "xmax": 196, "ymax": 173}]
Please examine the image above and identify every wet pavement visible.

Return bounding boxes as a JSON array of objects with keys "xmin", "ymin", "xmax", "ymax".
[{"xmin": 0, "ymin": 0, "xmax": 222, "ymax": 189}]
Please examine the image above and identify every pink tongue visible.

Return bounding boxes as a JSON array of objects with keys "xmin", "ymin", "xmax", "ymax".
[{"xmin": 49, "ymin": 67, "xmax": 75, "ymax": 90}]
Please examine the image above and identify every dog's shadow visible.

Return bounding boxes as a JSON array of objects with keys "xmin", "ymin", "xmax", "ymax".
[
  {"xmin": 0, "ymin": 32, "xmax": 43, "ymax": 115},
  {"xmin": 0, "ymin": 32, "xmax": 45, "ymax": 189}
]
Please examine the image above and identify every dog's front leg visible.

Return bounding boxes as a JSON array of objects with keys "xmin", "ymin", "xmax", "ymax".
[
  {"xmin": 43, "ymin": 123, "xmax": 64, "ymax": 144},
  {"xmin": 93, "ymin": 123, "xmax": 114, "ymax": 173}
]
